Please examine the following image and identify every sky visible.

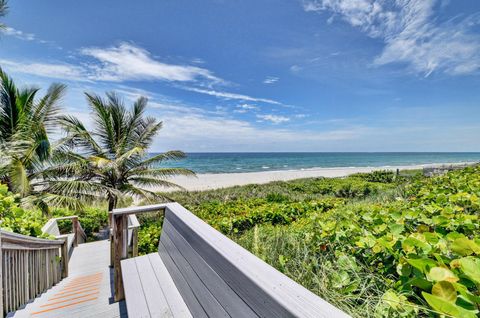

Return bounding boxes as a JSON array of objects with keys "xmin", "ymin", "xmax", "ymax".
[{"xmin": 1, "ymin": 0, "xmax": 480, "ymax": 152}]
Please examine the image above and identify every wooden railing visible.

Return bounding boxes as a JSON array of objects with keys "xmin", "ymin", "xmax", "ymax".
[
  {"xmin": 111, "ymin": 204, "xmax": 168, "ymax": 301},
  {"xmin": 0, "ymin": 230, "xmax": 68, "ymax": 316},
  {"xmin": 109, "ymin": 214, "xmax": 140, "ymax": 267},
  {"xmin": 126, "ymin": 215, "xmax": 140, "ymax": 258},
  {"xmin": 42, "ymin": 216, "xmax": 87, "ymax": 251}
]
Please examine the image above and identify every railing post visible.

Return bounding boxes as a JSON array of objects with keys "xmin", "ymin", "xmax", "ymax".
[
  {"xmin": 132, "ymin": 228, "xmax": 138, "ymax": 257},
  {"xmin": 109, "ymin": 212, "xmax": 114, "ymax": 267},
  {"xmin": 0, "ymin": 229, "xmax": 3, "ymax": 318},
  {"xmin": 61, "ymin": 238, "xmax": 69, "ymax": 278},
  {"xmin": 113, "ymin": 214, "xmax": 127, "ymax": 302},
  {"xmin": 72, "ymin": 217, "xmax": 79, "ymax": 247}
]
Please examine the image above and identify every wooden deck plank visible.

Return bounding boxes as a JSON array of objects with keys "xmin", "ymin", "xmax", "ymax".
[
  {"xmin": 120, "ymin": 258, "xmax": 150, "ymax": 318},
  {"xmin": 160, "ymin": 232, "xmax": 230, "ymax": 318},
  {"xmin": 133, "ymin": 255, "xmax": 173, "ymax": 317},
  {"xmin": 147, "ymin": 253, "xmax": 192, "ymax": 318},
  {"xmin": 162, "ymin": 219, "xmax": 257, "ymax": 317},
  {"xmin": 158, "ymin": 242, "xmax": 209, "ymax": 318}
]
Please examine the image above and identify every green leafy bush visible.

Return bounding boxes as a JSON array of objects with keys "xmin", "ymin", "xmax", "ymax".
[
  {"xmin": 143, "ymin": 167, "xmax": 480, "ymax": 316},
  {"xmin": 0, "ymin": 184, "xmax": 47, "ymax": 236},
  {"xmin": 353, "ymin": 170, "xmax": 396, "ymax": 183}
]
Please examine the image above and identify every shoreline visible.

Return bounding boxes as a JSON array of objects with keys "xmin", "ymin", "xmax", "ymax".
[{"xmin": 161, "ymin": 161, "xmax": 476, "ymax": 192}]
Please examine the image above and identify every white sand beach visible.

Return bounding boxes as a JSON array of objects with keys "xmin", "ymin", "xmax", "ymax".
[{"xmin": 162, "ymin": 162, "xmax": 474, "ymax": 192}]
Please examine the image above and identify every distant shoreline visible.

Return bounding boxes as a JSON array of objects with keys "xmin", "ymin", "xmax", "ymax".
[{"xmin": 161, "ymin": 161, "xmax": 477, "ymax": 192}]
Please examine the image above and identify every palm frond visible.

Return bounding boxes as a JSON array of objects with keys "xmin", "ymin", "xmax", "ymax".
[
  {"xmin": 120, "ymin": 96, "xmax": 147, "ymax": 152},
  {"xmin": 137, "ymin": 150, "xmax": 187, "ymax": 167},
  {"xmin": 128, "ymin": 167, "xmax": 195, "ymax": 179},
  {"xmin": 8, "ymin": 158, "xmax": 30, "ymax": 196},
  {"xmin": 127, "ymin": 176, "xmax": 186, "ymax": 190},
  {"xmin": 119, "ymin": 183, "xmax": 163, "ymax": 201},
  {"xmin": 86, "ymin": 92, "xmax": 116, "ymax": 154},
  {"xmin": 32, "ymin": 83, "xmax": 66, "ymax": 132},
  {"xmin": 59, "ymin": 115, "xmax": 103, "ymax": 155}
]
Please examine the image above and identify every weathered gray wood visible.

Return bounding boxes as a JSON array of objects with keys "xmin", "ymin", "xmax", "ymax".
[
  {"xmin": 160, "ymin": 232, "xmax": 229, "ymax": 318},
  {"xmin": 147, "ymin": 253, "xmax": 192, "ymax": 318},
  {"xmin": 165, "ymin": 202, "xmax": 350, "ymax": 318},
  {"xmin": 134, "ymin": 255, "xmax": 172, "ymax": 317},
  {"xmin": 158, "ymin": 242, "xmax": 208, "ymax": 318},
  {"xmin": 113, "ymin": 204, "xmax": 167, "ymax": 216},
  {"xmin": 162, "ymin": 219, "xmax": 258, "ymax": 317},
  {"xmin": 10, "ymin": 240, "xmax": 127, "ymax": 318},
  {"xmin": 61, "ymin": 239, "xmax": 69, "ymax": 278},
  {"xmin": 120, "ymin": 258, "xmax": 150, "ymax": 318},
  {"xmin": 1, "ymin": 230, "xmax": 66, "ymax": 316},
  {"xmin": 0, "ymin": 229, "xmax": 3, "ymax": 317},
  {"xmin": 113, "ymin": 214, "xmax": 127, "ymax": 301}
]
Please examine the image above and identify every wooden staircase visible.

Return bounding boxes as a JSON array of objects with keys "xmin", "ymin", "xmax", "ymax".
[{"xmin": 8, "ymin": 240, "xmax": 126, "ymax": 318}]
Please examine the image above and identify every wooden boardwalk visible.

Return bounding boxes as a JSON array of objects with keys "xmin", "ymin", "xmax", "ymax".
[{"xmin": 9, "ymin": 240, "xmax": 127, "ymax": 318}]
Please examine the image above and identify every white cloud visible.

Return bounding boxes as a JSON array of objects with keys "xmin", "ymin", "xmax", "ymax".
[
  {"xmin": 1, "ymin": 27, "xmax": 36, "ymax": 41},
  {"xmin": 303, "ymin": 0, "xmax": 480, "ymax": 76},
  {"xmin": 183, "ymin": 87, "xmax": 282, "ymax": 105},
  {"xmin": 153, "ymin": 112, "xmax": 366, "ymax": 151},
  {"xmin": 263, "ymin": 76, "xmax": 279, "ymax": 84},
  {"xmin": 0, "ymin": 43, "xmax": 225, "ymax": 85},
  {"xmin": 80, "ymin": 42, "xmax": 223, "ymax": 83},
  {"xmin": 0, "ymin": 59, "xmax": 88, "ymax": 81},
  {"xmin": 257, "ymin": 114, "xmax": 290, "ymax": 124},
  {"xmin": 290, "ymin": 65, "xmax": 303, "ymax": 73},
  {"xmin": 234, "ymin": 103, "xmax": 259, "ymax": 113}
]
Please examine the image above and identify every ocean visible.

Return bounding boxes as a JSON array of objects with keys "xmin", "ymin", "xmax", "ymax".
[{"xmin": 156, "ymin": 152, "xmax": 480, "ymax": 174}]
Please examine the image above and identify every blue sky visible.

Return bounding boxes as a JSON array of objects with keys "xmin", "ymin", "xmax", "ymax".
[{"xmin": 1, "ymin": 0, "xmax": 480, "ymax": 152}]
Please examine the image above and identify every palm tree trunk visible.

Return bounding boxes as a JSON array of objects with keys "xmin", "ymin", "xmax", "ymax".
[{"xmin": 108, "ymin": 195, "xmax": 117, "ymax": 212}]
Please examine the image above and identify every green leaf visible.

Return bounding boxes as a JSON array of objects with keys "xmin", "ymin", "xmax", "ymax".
[
  {"xmin": 428, "ymin": 267, "xmax": 459, "ymax": 282},
  {"xmin": 452, "ymin": 282, "xmax": 480, "ymax": 304},
  {"xmin": 331, "ymin": 271, "xmax": 350, "ymax": 289},
  {"xmin": 402, "ymin": 236, "xmax": 432, "ymax": 254},
  {"xmin": 456, "ymin": 257, "xmax": 480, "ymax": 285},
  {"xmin": 422, "ymin": 292, "xmax": 477, "ymax": 318},
  {"xmin": 381, "ymin": 290, "xmax": 401, "ymax": 309},
  {"xmin": 406, "ymin": 258, "xmax": 437, "ymax": 274},
  {"xmin": 450, "ymin": 238, "xmax": 480, "ymax": 256},
  {"xmin": 432, "ymin": 281, "xmax": 457, "ymax": 303}
]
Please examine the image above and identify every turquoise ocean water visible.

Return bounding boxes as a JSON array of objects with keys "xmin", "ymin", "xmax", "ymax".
[{"xmin": 157, "ymin": 152, "xmax": 480, "ymax": 174}]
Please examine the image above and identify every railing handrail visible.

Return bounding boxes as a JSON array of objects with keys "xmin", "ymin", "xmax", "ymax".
[
  {"xmin": 127, "ymin": 214, "xmax": 140, "ymax": 229},
  {"xmin": 42, "ymin": 215, "xmax": 87, "ymax": 248},
  {"xmin": 0, "ymin": 229, "xmax": 65, "ymax": 248},
  {"xmin": 112, "ymin": 203, "xmax": 169, "ymax": 216}
]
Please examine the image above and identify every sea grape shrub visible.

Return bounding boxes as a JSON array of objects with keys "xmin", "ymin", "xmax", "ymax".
[
  {"xmin": 0, "ymin": 184, "xmax": 46, "ymax": 236},
  {"xmin": 266, "ymin": 192, "xmax": 290, "ymax": 203},
  {"xmin": 188, "ymin": 197, "xmax": 344, "ymax": 235},
  {"xmin": 138, "ymin": 222, "xmax": 162, "ymax": 255},
  {"xmin": 299, "ymin": 168, "xmax": 480, "ymax": 317},
  {"xmin": 353, "ymin": 170, "xmax": 396, "ymax": 183},
  {"xmin": 147, "ymin": 168, "xmax": 479, "ymax": 317},
  {"xmin": 287, "ymin": 177, "xmax": 393, "ymax": 198},
  {"xmin": 52, "ymin": 207, "xmax": 109, "ymax": 241}
]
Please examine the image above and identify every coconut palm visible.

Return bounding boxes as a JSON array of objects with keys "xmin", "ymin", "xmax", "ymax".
[
  {"xmin": 0, "ymin": 0, "xmax": 8, "ymax": 29},
  {"xmin": 0, "ymin": 67, "xmax": 66, "ymax": 197},
  {"xmin": 54, "ymin": 92, "xmax": 194, "ymax": 211}
]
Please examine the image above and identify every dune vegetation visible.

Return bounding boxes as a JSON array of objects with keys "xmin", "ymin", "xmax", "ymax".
[{"xmin": 135, "ymin": 168, "xmax": 480, "ymax": 318}]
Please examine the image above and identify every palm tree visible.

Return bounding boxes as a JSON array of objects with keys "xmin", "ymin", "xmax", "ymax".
[
  {"xmin": 0, "ymin": 68, "xmax": 66, "ymax": 197},
  {"xmin": 55, "ymin": 92, "xmax": 194, "ymax": 211},
  {"xmin": 0, "ymin": 0, "xmax": 8, "ymax": 29}
]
